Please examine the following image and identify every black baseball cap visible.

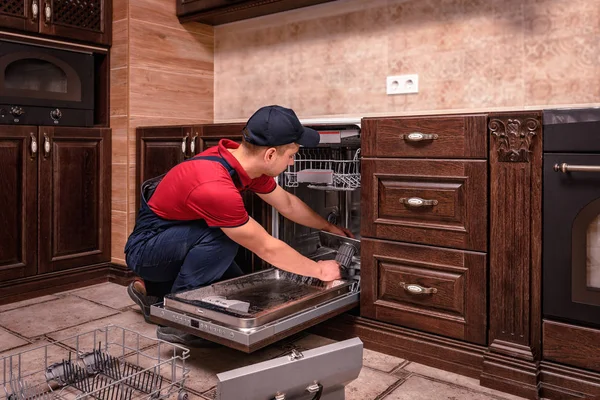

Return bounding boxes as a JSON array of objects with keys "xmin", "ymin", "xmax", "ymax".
[{"xmin": 243, "ymin": 105, "xmax": 320, "ymax": 147}]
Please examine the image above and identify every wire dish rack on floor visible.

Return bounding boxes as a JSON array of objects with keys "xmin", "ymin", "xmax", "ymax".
[{"xmin": 1, "ymin": 325, "xmax": 190, "ymax": 400}]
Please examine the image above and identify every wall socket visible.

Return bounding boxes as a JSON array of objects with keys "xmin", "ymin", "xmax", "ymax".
[{"xmin": 386, "ymin": 74, "xmax": 419, "ymax": 95}]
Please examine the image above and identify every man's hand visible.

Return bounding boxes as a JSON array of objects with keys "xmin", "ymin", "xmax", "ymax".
[
  {"xmin": 324, "ymin": 223, "xmax": 354, "ymax": 238},
  {"xmin": 317, "ymin": 260, "xmax": 342, "ymax": 281}
]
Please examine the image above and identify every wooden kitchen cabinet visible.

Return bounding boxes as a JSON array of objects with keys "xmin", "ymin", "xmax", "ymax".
[
  {"xmin": 136, "ymin": 126, "xmax": 190, "ymax": 213},
  {"xmin": 0, "ymin": 125, "xmax": 111, "ymax": 282},
  {"xmin": 0, "ymin": 0, "xmax": 112, "ymax": 45},
  {"xmin": 0, "ymin": 125, "xmax": 37, "ymax": 282},
  {"xmin": 362, "ymin": 114, "xmax": 487, "ymax": 159},
  {"xmin": 360, "ymin": 238, "xmax": 487, "ymax": 345},
  {"xmin": 38, "ymin": 126, "xmax": 111, "ymax": 273},
  {"xmin": 361, "ymin": 158, "xmax": 488, "ymax": 252},
  {"xmin": 177, "ymin": 0, "xmax": 336, "ymax": 25},
  {"xmin": 0, "ymin": 0, "xmax": 38, "ymax": 33}
]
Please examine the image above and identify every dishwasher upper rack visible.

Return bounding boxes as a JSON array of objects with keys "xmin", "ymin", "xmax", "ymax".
[
  {"xmin": 284, "ymin": 148, "xmax": 361, "ymax": 191},
  {"xmin": 1, "ymin": 325, "xmax": 190, "ymax": 400}
]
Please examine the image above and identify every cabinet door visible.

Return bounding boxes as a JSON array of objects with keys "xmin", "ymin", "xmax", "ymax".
[
  {"xmin": 361, "ymin": 238, "xmax": 487, "ymax": 345},
  {"xmin": 361, "ymin": 158, "xmax": 488, "ymax": 252},
  {"xmin": 136, "ymin": 126, "xmax": 190, "ymax": 212},
  {"xmin": 195, "ymin": 126, "xmax": 272, "ymax": 274},
  {"xmin": 0, "ymin": 125, "xmax": 37, "ymax": 282},
  {"xmin": 38, "ymin": 127, "xmax": 110, "ymax": 273},
  {"xmin": 0, "ymin": 0, "xmax": 38, "ymax": 32},
  {"xmin": 38, "ymin": 0, "xmax": 111, "ymax": 45}
]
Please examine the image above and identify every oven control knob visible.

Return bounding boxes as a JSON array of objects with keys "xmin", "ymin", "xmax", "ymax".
[
  {"xmin": 10, "ymin": 106, "xmax": 24, "ymax": 117},
  {"xmin": 50, "ymin": 108, "xmax": 62, "ymax": 121}
]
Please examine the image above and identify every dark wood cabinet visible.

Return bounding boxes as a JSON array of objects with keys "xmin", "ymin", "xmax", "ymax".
[
  {"xmin": 38, "ymin": 126, "xmax": 111, "ymax": 273},
  {"xmin": 362, "ymin": 114, "xmax": 488, "ymax": 159},
  {"xmin": 0, "ymin": 125, "xmax": 37, "ymax": 282},
  {"xmin": 0, "ymin": 125, "xmax": 110, "ymax": 283},
  {"xmin": 361, "ymin": 158, "xmax": 488, "ymax": 252},
  {"xmin": 361, "ymin": 238, "xmax": 487, "ymax": 345},
  {"xmin": 177, "ymin": 0, "xmax": 336, "ymax": 25},
  {"xmin": 136, "ymin": 126, "xmax": 190, "ymax": 212},
  {"xmin": 0, "ymin": 0, "xmax": 38, "ymax": 32},
  {"xmin": 0, "ymin": 0, "xmax": 111, "ymax": 45}
]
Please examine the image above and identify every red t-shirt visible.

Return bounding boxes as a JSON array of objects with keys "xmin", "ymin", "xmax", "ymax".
[{"xmin": 148, "ymin": 139, "xmax": 276, "ymax": 227}]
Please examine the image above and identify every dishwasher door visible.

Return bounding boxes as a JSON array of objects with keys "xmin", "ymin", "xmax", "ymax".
[{"xmin": 150, "ymin": 289, "xmax": 358, "ymax": 353}]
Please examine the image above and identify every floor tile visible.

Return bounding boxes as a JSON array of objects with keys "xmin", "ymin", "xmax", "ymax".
[
  {"xmin": 47, "ymin": 310, "xmax": 158, "ymax": 356},
  {"xmin": 292, "ymin": 333, "xmax": 337, "ymax": 350},
  {"xmin": 404, "ymin": 363, "xmax": 528, "ymax": 400},
  {"xmin": 0, "ymin": 327, "xmax": 29, "ymax": 352},
  {"xmin": 383, "ymin": 375, "xmax": 500, "ymax": 399},
  {"xmin": 0, "ymin": 296, "xmax": 118, "ymax": 338},
  {"xmin": 345, "ymin": 367, "xmax": 400, "ymax": 400},
  {"xmin": 363, "ymin": 348, "xmax": 405, "ymax": 373},
  {"xmin": 0, "ymin": 340, "xmax": 74, "ymax": 390},
  {"xmin": 0, "ymin": 295, "xmax": 58, "ymax": 313},
  {"xmin": 69, "ymin": 282, "xmax": 135, "ymax": 310}
]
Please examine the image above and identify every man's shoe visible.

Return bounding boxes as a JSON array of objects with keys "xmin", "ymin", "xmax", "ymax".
[
  {"xmin": 156, "ymin": 326, "xmax": 219, "ymax": 348},
  {"xmin": 127, "ymin": 280, "xmax": 160, "ymax": 323}
]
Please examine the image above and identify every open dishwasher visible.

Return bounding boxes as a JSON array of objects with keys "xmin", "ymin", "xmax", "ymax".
[{"xmin": 150, "ymin": 125, "xmax": 362, "ymax": 354}]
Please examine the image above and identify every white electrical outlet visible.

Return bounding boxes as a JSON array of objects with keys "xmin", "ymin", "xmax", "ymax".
[{"xmin": 386, "ymin": 74, "xmax": 419, "ymax": 95}]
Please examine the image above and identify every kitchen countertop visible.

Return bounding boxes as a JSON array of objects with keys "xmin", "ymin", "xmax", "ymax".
[{"xmin": 214, "ymin": 103, "xmax": 600, "ymax": 128}]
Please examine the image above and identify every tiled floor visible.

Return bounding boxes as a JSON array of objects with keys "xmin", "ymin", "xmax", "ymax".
[{"xmin": 0, "ymin": 282, "xmax": 528, "ymax": 400}]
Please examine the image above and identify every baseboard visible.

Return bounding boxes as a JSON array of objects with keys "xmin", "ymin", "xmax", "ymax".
[
  {"xmin": 540, "ymin": 361, "xmax": 600, "ymax": 399},
  {"xmin": 0, "ymin": 263, "xmax": 136, "ymax": 305},
  {"xmin": 107, "ymin": 264, "xmax": 136, "ymax": 285},
  {"xmin": 310, "ymin": 314, "xmax": 486, "ymax": 380},
  {"xmin": 0, "ymin": 263, "xmax": 112, "ymax": 305},
  {"xmin": 481, "ymin": 350, "xmax": 540, "ymax": 399}
]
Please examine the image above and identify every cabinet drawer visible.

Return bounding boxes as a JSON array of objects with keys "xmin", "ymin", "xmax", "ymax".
[
  {"xmin": 362, "ymin": 115, "xmax": 487, "ymax": 158},
  {"xmin": 361, "ymin": 158, "xmax": 487, "ymax": 251},
  {"xmin": 360, "ymin": 238, "xmax": 487, "ymax": 345}
]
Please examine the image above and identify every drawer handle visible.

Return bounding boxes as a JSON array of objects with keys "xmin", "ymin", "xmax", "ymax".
[
  {"xmin": 402, "ymin": 132, "xmax": 438, "ymax": 142},
  {"xmin": 401, "ymin": 283, "xmax": 437, "ymax": 295},
  {"xmin": 554, "ymin": 163, "xmax": 600, "ymax": 173},
  {"xmin": 400, "ymin": 197, "xmax": 438, "ymax": 207}
]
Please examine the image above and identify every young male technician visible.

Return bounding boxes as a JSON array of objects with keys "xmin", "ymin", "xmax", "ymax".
[{"xmin": 125, "ymin": 105, "xmax": 352, "ymax": 346}]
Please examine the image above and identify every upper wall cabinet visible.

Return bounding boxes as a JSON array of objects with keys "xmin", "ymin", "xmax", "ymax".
[
  {"xmin": 177, "ymin": 0, "xmax": 336, "ymax": 25},
  {"xmin": 0, "ymin": 0, "xmax": 112, "ymax": 46}
]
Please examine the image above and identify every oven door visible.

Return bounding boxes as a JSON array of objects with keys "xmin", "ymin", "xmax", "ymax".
[
  {"xmin": 543, "ymin": 152, "xmax": 600, "ymax": 327},
  {"xmin": 0, "ymin": 40, "xmax": 93, "ymax": 110}
]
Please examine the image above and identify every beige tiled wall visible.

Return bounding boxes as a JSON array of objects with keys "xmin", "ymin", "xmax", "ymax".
[
  {"xmin": 110, "ymin": 0, "xmax": 214, "ymax": 265},
  {"xmin": 214, "ymin": 0, "xmax": 600, "ymax": 121}
]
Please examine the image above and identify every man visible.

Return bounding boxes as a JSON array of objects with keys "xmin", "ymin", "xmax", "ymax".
[{"xmin": 125, "ymin": 105, "xmax": 352, "ymax": 346}]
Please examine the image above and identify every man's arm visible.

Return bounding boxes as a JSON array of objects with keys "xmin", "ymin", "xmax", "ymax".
[
  {"xmin": 257, "ymin": 186, "xmax": 353, "ymax": 237},
  {"xmin": 221, "ymin": 217, "xmax": 341, "ymax": 281}
]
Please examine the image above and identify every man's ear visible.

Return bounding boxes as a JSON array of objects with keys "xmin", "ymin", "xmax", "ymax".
[{"xmin": 264, "ymin": 147, "xmax": 277, "ymax": 163}]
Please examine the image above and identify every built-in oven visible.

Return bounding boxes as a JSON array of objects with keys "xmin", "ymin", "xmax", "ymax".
[
  {"xmin": 543, "ymin": 108, "xmax": 600, "ymax": 328},
  {"xmin": 0, "ymin": 39, "xmax": 94, "ymax": 127},
  {"xmin": 151, "ymin": 124, "xmax": 363, "ymax": 353}
]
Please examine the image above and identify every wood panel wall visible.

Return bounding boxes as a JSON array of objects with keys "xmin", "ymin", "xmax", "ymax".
[{"xmin": 109, "ymin": 0, "xmax": 215, "ymax": 265}]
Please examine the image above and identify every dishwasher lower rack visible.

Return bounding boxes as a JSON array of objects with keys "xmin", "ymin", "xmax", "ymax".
[{"xmin": 1, "ymin": 325, "xmax": 190, "ymax": 400}]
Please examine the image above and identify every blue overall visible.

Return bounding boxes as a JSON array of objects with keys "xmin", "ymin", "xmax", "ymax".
[{"xmin": 124, "ymin": 155, "xmax": 243, "ymax": 294}]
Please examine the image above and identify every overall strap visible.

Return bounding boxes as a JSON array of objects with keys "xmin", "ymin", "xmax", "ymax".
[{"xmin": 186, "ymin": 155, "xmax": 237, "ymax": 178}]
